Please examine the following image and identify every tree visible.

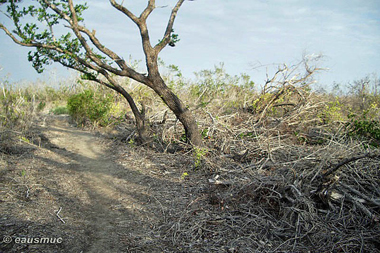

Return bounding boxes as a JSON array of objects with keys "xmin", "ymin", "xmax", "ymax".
[{"xmin": 0, "ymin": 0, "xmax": 203, "ymax": 146}]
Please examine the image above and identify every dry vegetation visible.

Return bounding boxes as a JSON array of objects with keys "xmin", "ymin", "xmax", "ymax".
[{"xmin": 1, "ymin": 60, "xmax": 380, "ymax": 252}]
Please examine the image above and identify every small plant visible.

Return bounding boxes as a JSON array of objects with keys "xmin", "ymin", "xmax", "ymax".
[
  {"xmin": 293, "ymin": 131, "xmax": 307, "ymax": 144},
  {"xmin": 181, "ymin": 172, "xmax": 189, "ymax": 180},
  {"xmin": 180, "ymin": 131, "xmax": 187, "ymax": 143},
  {"xmin": 201, "ymin": 128, "xmax": 210, "ymax": 139},
  {"xmin": 37, "ymin": 101, "xmax": 46, "ymax": 111},
  {"xmin": 193, "ymin": 147, "xmax": 208, "ymax": 169},
  {"xmin": 128, "ymin": 138, "xmax": 135, "ymax": 147},
  {"xmin": 20, "ymin": 136, "xmax": 30, "ymax": 143},
  {"xmin": 238, "ymin": 132, "xmax": 256, "ymax": 139}
]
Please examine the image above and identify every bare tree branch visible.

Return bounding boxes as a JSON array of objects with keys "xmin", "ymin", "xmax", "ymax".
[
  {"xmin": 75, "ymin": 25, "xmax": 147, "ymax": 83},
  {"xmin": 140, "ymin": 0, "xmax": 155, "ymax": 21},
  {"xmin": 109, "ymin": 0, "xmax": 139, "ymax": 24},
  {"xmin": 154, "ymin": 0, "xmax": 185, "ymax": 53},
  {"xmin": 76, "ymin": 25, "xmax": 126, "ymax": 70},
  {"xmin": 55, "ymin": 0, "xmax": 132, "ymax": 77},
  {"xmin": 66, "ymin": 0, "xmax": 109, "ymax": 70}
]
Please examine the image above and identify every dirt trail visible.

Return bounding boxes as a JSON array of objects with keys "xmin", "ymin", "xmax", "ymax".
[
  {"xmin": 0, "ymin": 114, "xmax": 189, "ymax": 253},
  {"xmin": 0, "ymin": 114, "xmax": 193, "ymax": 252},
  {"xmin": 40, "ymin": 115, "xmax": 169, "ymax": 252},
  {"xmin": 46, "ymin": 116, "xmax": 127, "ymax": 251}
]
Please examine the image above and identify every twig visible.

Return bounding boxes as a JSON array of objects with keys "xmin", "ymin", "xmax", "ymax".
[
  {"xmin": 161, "ymin": 110, "xmax": 168, "ymax": 124},
  {"xmin": 55, "ymin": 207, "xmax": 66, "ymax": 224},
  {"xmin": 25, "ymin": 185, "xmax": 30, "ymax": 198},
  {"xmin": 151, "ymin": 194, "xmax": 166, "ymax": 220},
  {"xmin": 125, "ymin": 130, "xmax": 136, "ymax": 142}
]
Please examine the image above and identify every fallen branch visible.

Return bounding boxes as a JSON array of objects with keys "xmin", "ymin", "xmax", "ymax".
[
  {"xmin": 340, "ymin": 182, "xmax": 380, "ymax": 207},
  {"xmin": 322, "ymin": 153, "xmax": 380, "ymax": 179},
  {"xmin": 340, "ymin": 188, "xmax": 379, "ymax": 223}
]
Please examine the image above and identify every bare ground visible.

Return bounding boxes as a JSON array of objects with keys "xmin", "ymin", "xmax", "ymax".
[
  {"xmin": 1, "ymin": 114, "xmax": 380, "ymax": 252},
  {"xmin": 0, "ymin": 115, "xmax": 196, "ymax": 252}
]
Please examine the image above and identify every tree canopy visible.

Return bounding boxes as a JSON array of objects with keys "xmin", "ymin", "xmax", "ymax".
[{"xmin": 0, "ymin": 0, "xmax": 203, "ymax": 146}]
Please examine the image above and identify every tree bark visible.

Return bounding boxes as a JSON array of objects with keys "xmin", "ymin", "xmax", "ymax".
[
  {"xmin": 99, "ymin": 76, "xmax": 147, "ymax": 143},
  {"xmin": 146, "ymin": 74, "xmax": 203, "ymax": 146},
  {"xmin": 115, "ymin": 87, "xmax": 149, "ymax": 143}
]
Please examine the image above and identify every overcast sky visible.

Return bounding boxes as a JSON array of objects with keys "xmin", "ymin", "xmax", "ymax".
[{"xmin": 0, "ymin": 0, "xmax": 379, "ymax": 90}]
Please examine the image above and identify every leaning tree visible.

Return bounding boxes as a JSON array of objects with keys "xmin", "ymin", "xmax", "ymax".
[{"xmin": 0, "ymin": 0, "xmax": 203, "ymax": 146}]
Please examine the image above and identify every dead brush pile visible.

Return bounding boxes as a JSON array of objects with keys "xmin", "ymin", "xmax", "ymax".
[
  {"xmin": 110, "ymin": 127, "xmax": 372, "ymax": 252},
  {"xmin": 150, "ymin": 102, "xmax": 380, "ymax": 252},
  {"xmin": 137, "ymin": 63, "xmax": 380, "ymax": 252}
]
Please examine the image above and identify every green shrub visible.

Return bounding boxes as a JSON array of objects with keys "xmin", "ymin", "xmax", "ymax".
[
  {"xmin": 51, "ymin": 106, "xmax": 69, "ymax": 115},
  {"xmin": 190, "ymin": 64, "xmax": 255, "ymax": 108},
  {"xmin": 193, "ymin": 147, "xmax": 208, "ymax": 169},
  {"xmin": 37, "ymin": 101, "xmax": 46, "ymax": 111},
  {"xmin": 319, "ymin": 98, "xmax": 344, "ymax": 124},
  {"xmin": 346, "ymin": 112, "xmax": 380, "ymax": 146},
  {"xmin": 67, "ymin": 89, "xmax": 113, "ymax": 126}
]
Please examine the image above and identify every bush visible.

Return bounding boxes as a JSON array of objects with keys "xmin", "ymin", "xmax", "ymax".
[
  {"xmin": 37, "ymin": 101, "xmax": 46, "ymax": 112},
  {"xmin": 347, "ymin": 112, "xmax": 380, "ymax": 146},
  {"xmin": 51, "ymin": 106, "xmax": 69, "ymax": 115},
  {"xmin": 67, "ymin": 89, "xmax": 113, "ymax": 126},
  {"xmin": 319, "ymin": 98, "xmax": 345, "ymax": 124}
]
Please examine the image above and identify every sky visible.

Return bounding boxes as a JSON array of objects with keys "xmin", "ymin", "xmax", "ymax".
[{"xmin": 0, "ymin": 0, "xmax": 379, "ymax": 90}]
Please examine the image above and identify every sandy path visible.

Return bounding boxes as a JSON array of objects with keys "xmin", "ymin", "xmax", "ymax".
[
  {"xmin": 42, "ymin": 116, "xmax": 164, "ymax": 252},
  {"xmin": 1, "ymin": 114, "xmax": 189, "ymax": 252}
]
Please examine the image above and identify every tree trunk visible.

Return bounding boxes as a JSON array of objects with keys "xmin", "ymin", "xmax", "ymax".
[
  {"xmin": 148, "ymin": 75, "xmax": 203, "ymax": 146},
  {"xmin": 134, "ymin": 113, "xmax": 149, "ymax": 144},
  {"xmin": 113, "ymin": 85, "xmax": 149, "ymax": 143}
]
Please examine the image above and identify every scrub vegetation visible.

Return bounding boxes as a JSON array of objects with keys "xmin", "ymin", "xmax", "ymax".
[{"xmin": 1, "ymin": 59, "xmax": 379, "ymax": 252}]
